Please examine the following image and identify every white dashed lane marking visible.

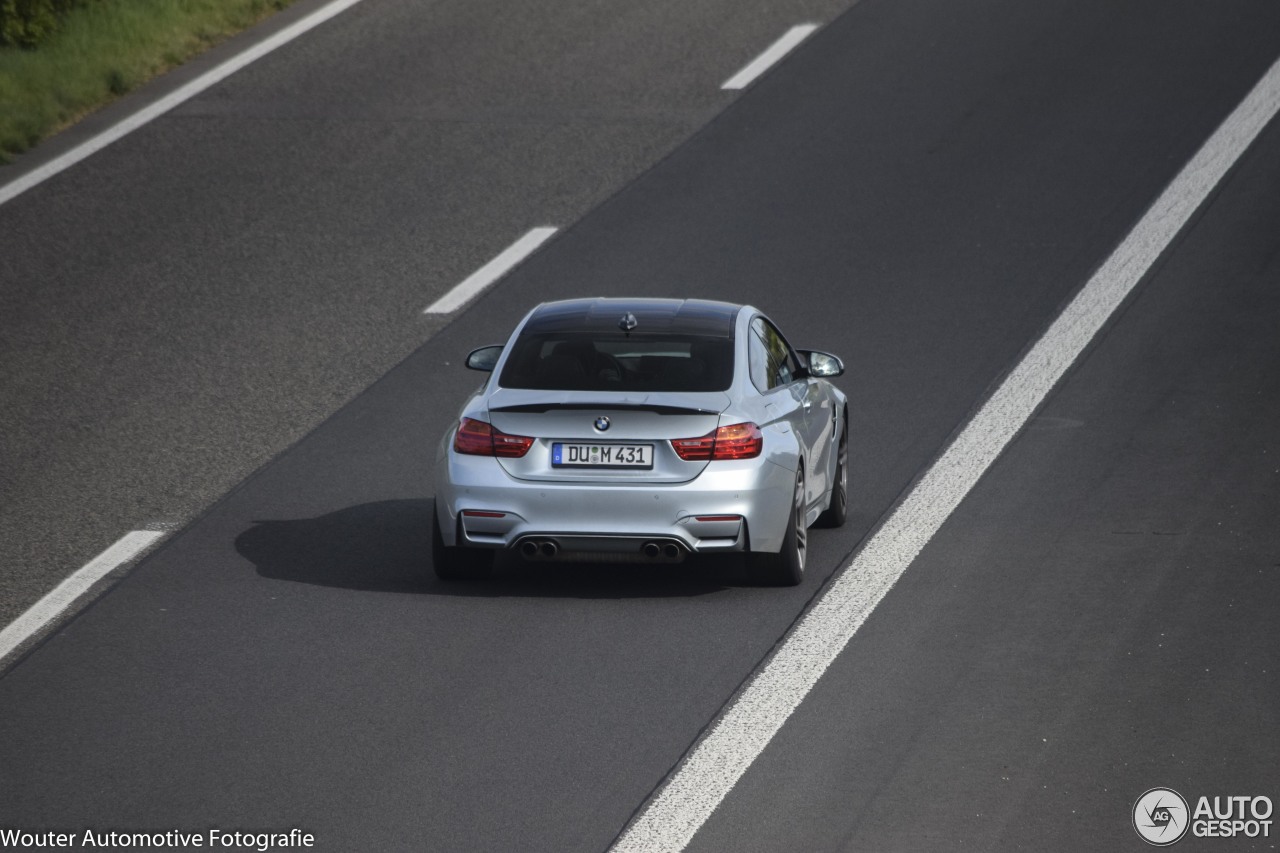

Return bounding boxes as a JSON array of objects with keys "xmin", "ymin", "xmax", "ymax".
[
  {"xmin": 0, "ymin": 531, "xmax": 165, "ymax": 663},
  {"xmin": 722, "ymin": 25, "xmax": 819, "ymax": 91},
  {"xmin": 424, "ymin": 227, "xmax": 559, "ymax": 314}
]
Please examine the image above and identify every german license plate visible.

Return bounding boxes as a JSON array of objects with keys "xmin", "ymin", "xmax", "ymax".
[{"xmin": 552, "ymin": 443, "xmax": 653, "ymax": 468}]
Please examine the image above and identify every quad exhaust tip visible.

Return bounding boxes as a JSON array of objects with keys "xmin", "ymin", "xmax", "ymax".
[
  {"xmin": 516, "ymin": 538, "xmax": 685, "ymax": 562},
  {"xmin": 519, "ymin": 539, "xmax": 560, "ymax": 560},
  {"xmin": 642, "ymin": 541, "xmax": 685, "ymax": 562}
]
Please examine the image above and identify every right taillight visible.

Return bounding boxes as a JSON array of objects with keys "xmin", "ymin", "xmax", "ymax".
[
  {"xmin": 671, "ymin": 422, "xmax": 763, "ymax": 461},
  {"xmin": 453, "ymin": 417, "xmax": 534, "ymax": 458}
]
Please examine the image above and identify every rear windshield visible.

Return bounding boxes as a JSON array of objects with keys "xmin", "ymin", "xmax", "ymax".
[{"xmin": 499, "ymin": 332, "xmax": 734, "ymax": 392}]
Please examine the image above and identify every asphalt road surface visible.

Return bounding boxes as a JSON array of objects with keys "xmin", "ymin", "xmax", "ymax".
[{"xmin": 2, "ymin": 0, "xmax": 1278, "ymax": 850}]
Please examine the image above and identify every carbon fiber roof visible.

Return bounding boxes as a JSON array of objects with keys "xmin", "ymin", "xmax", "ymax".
[{"xmin": 523, "ymin": 298, "xmax": 741, "ymax": 337}]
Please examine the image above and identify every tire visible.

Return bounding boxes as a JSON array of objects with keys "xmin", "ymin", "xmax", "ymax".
[
  {"xmin": 748, "ymin": 468, "xmax": 806, "ymax": 586},
  {"xmin": 431, "ymin": 509, "xmax": 494, "ymax": 581},
  {"xmin": 815, "ymin": 414, "xmax": 848, "ymax": 529}
]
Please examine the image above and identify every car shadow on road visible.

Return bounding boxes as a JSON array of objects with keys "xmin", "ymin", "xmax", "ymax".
[{"xmin": 235, "ymin": 499, "xmax": 736, "ymax": 598}]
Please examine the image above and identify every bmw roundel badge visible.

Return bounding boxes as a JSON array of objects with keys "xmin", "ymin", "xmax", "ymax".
[{"xmin": 594, "ymin": 416, "xmax": 610, "ymax": 432}]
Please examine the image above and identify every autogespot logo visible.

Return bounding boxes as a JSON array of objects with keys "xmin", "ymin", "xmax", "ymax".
[{"xmin": 1134, "ymin": 788, "xmax": 1190, "ymax": 846}]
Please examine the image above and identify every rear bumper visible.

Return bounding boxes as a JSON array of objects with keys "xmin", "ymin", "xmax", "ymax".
[{"xmin": 435, "ymin": 451, "xmax": 795, "ymax": 555}]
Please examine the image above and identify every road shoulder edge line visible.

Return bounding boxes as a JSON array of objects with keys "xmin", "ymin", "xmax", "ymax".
[
  {"xmin": 0, "ymin": 0, "xmax": 367, "ymax": 208},
  {"xmin": 608, "ymin": 53, "xmax": 1280, "ymax": 853}
]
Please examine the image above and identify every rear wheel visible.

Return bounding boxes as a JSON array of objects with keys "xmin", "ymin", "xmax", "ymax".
[
  {"xmin": 816, "ymin": 414, "xmax": 848, "ymax": 528},
  {"xmin": 749, "ymin": 468, "xmax": 806, "ymax": 586},
  {"xmin": 432, "ymin": 509, "xmax": 494, "ymax": 581}
]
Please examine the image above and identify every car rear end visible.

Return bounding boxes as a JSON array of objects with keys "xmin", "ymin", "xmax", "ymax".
[{"xmin": 434, "ymin": 299, "xmax": 795, "ymax": 563}]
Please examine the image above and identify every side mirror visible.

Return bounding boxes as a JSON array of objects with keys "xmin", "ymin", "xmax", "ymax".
[
  {"xmin": 799, "ymin": 349, "xmax": 845, "ymax": 378},
  {"xmin": 465, "ymin": 345, "xmax": 504, "ymax": 372}
]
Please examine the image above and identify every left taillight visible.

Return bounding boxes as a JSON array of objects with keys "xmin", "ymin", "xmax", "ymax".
[{"xmin": 453, "ymin": 417, "xmax": 534, "ymax": 458}]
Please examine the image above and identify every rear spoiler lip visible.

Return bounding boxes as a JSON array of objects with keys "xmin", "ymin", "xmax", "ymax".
[{"xmin": 488, "ymin": 402, "xmax": 721, "ymax": 416}]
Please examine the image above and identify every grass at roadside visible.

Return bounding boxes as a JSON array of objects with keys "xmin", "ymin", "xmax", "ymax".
[{"xmin": 0, "ymin": 0, "xmax": 296, "ymax": 164}]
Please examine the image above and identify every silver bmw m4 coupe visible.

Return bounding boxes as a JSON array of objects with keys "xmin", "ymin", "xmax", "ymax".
[{"xmin": 432, "ymin": 298, "xmax": 848, "ymax": 585}]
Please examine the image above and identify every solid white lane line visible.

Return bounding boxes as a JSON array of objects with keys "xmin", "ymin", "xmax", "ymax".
[
  {"xmin": 423, "ymin": 227, "xmax": 558, "ymax": 314},
  {"xmin": 0, "ymin": 0, "xmax": 367, "ymax": 208},
  {"xmin": 610, "ymin": 56, "xmax": 1280, "ymax": 853},
  {"xmin": 0, "ymin": 530, "xmax": 165, "ymax": 661},
  {"xmin": 721, "ymin": 25, "xmax": 819, "ymax": 91}
]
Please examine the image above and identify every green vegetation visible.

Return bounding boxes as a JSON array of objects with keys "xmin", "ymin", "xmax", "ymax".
[{"xmin": 0, "ymin": 0, "xmax": 294, "ymax": 163}]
